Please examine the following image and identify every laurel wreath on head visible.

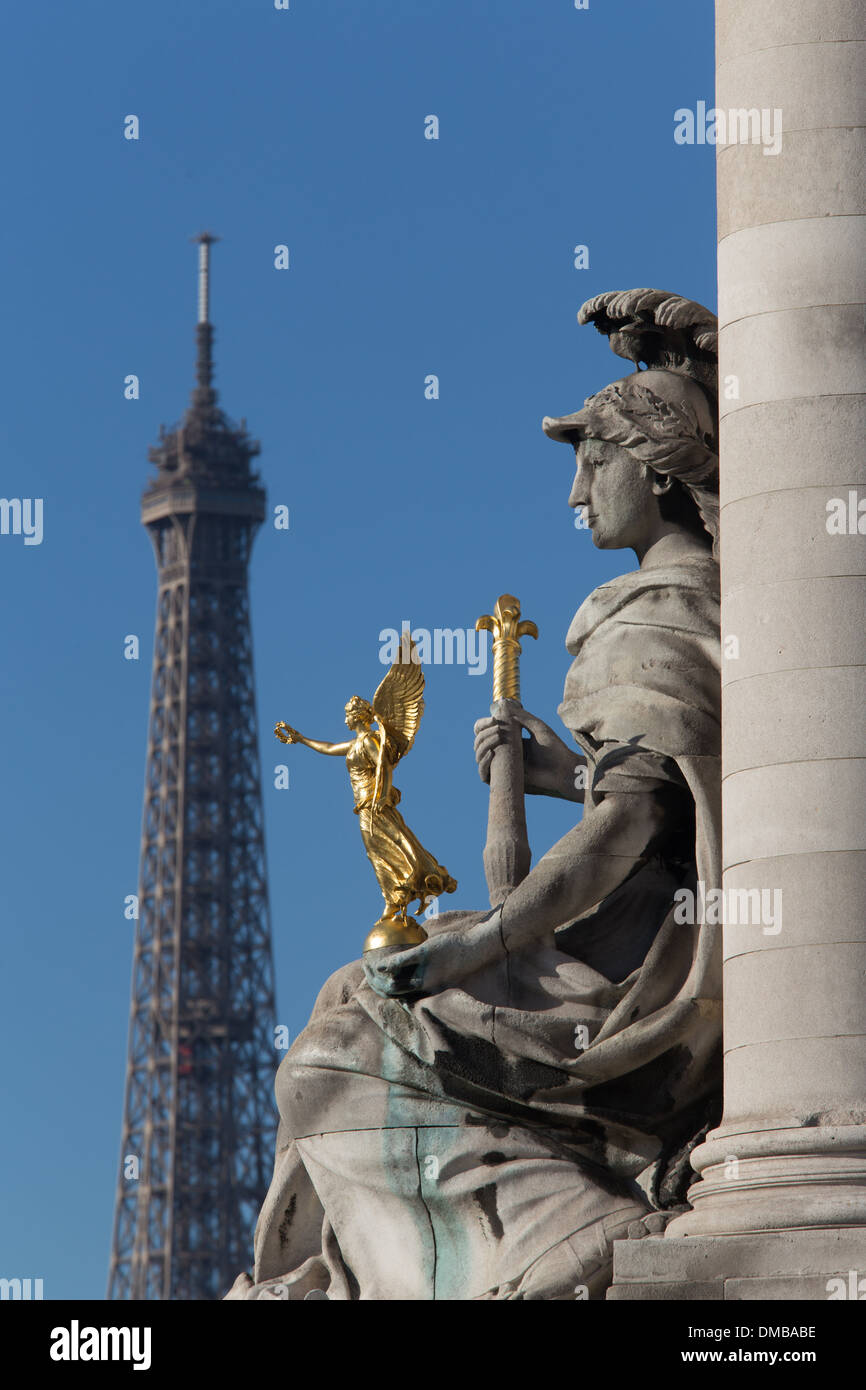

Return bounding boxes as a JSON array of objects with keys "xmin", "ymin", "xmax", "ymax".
[{"xmin": 579, "ymin": 381, "xmax": 720, "ymax": 552}]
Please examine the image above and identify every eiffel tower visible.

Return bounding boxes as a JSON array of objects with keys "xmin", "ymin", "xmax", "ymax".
[{"xmin": 108, "ymin": 235, "xmax": 278, "ymax": 1300}]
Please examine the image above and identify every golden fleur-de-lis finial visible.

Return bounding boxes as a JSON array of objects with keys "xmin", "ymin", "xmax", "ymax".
[{"xmin": 476, "ymin": 594, "xmax": 538, "ymax": 703}]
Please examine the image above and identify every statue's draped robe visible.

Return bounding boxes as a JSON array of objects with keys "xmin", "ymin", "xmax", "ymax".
[{"xmin": 242, "ymin": 557, "xmax": 721, "ymax": 1300}]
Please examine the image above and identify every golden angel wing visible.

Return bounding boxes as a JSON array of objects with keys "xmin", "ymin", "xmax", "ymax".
[{"xmin": 371, "ymin": 632, "xmax": 425, "ymax": 762}]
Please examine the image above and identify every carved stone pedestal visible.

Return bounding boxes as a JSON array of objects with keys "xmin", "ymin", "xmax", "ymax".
[{"xmin": 609, "ymin": 1230, "xmax": 866, "ymax": 1301}]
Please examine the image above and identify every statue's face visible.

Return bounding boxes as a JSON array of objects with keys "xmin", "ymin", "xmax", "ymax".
[
  {"xmin": 345, "ymin": 703, "xmax": 369, "ymax": 730},
  {"xmin": 569, "ymin": 437, "xmax": 662, "ymax": 552}
]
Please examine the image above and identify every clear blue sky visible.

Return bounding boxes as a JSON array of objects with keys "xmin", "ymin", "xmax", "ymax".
[{"xmin": 0, "ymin": 0, "xmax": 716, "ymax": 1299}]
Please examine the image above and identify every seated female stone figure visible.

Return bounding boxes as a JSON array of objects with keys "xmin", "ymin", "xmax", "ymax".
[{"xmin": 226, "ymin": 289, "xmax": 723, "ymax": 1301}]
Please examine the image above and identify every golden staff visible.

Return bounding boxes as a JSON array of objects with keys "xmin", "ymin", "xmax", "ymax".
[
  {"xmin": 476, "ymin": 595, "xmax": 538, "ymax": 701},
  {"xmin": 475, "ymin": 595, "xmax": 538, "ymax": 906}
]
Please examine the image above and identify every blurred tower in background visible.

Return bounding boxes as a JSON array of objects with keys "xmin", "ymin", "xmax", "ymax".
[{"xmin": 108, "ymin": 235, "xmax": 277, "ymax": 1300}]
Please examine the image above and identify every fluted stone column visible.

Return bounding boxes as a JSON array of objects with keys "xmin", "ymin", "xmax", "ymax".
[{"xmin": 611, "ymin": 0, "xmax": 866, "ymax": 1298}]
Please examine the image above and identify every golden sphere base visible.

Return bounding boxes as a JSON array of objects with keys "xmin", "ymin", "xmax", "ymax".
[{"xmin": 363, "ymin": 916, "xmax": 428, "ymax": 953}]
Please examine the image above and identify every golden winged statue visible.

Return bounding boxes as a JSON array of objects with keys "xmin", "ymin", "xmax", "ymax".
[{"xmin": 275, "ymin": 633, "xmax": 457, "ymax": 950}]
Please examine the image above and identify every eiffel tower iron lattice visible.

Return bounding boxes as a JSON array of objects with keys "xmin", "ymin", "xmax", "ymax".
[{"xmin": 108, "ymin": 236, "xmax": 278, "ymax": 1301}]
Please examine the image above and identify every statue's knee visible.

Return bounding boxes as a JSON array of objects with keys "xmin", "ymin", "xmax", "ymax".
[{"xmin": 313, "ymin": 959, "xmax": 365, "ymax": 1013}]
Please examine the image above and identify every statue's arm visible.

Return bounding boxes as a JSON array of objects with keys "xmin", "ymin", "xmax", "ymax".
[
  {"xmin": 275, "ymin": 722, "xmax": 352, "ymax": 756},
  {"xmin": 365, "ymin": 789, "xmax": 670, "ymax": 998},
  {"xmin": 474, "ymin": 708, "xmax": 586, "ymax": 803},
  {"xmin": 499, "ymin": 790, "xmax": 664, "ymax": 949},
  {"xmin": 303, "ymin": 738, "xmax": 354, "ymax": 755}
]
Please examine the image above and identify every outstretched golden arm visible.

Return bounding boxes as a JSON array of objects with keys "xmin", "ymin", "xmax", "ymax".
[{"xmin": 274, "ymin": 721, "xmax": 352, "ymax": 756}]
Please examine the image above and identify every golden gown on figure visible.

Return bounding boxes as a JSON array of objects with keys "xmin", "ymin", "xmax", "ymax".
[{"xmin": 348, "ymin": 730, "xmax": 454, "ymax": 917}]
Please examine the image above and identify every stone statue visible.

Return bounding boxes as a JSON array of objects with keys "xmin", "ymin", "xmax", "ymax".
[
  {"xmin": 274, "ymin": 633, "xmax": 457, "ymax": 951},
  {"xmin": 225, "ymin": 288, "xmax": 723, "ymax": 1301}
]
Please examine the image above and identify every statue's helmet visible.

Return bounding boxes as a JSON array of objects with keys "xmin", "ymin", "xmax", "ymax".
[{"xmin": 543, "ymin": 289, "xmax": 720, "ymax": 554}]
